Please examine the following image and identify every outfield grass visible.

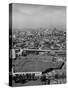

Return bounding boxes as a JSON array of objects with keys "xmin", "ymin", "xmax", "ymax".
[{"xmin": 12, "ymin": 55, "xmax": 63, "ymax": 72}]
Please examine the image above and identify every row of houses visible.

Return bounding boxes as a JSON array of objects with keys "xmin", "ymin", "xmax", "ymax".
[{"xmin": 12, "ymin": 29, "xmax": 66, "ymax": 50}]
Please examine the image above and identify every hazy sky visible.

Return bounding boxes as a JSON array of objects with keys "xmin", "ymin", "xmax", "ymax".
[{"xmin": 12, "ymin": 3, "xmax": 66, "ymax": 31}]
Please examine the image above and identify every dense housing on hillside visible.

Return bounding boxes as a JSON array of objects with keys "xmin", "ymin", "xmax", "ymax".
[{"xmin": 12, "ymin": 28, "xmax": 66, "ymax": 50}]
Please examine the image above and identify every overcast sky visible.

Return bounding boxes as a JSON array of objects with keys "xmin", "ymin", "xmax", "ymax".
[{"xmin": 12, "ymin": 3, "xmax": 66, "ymax": 31}]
